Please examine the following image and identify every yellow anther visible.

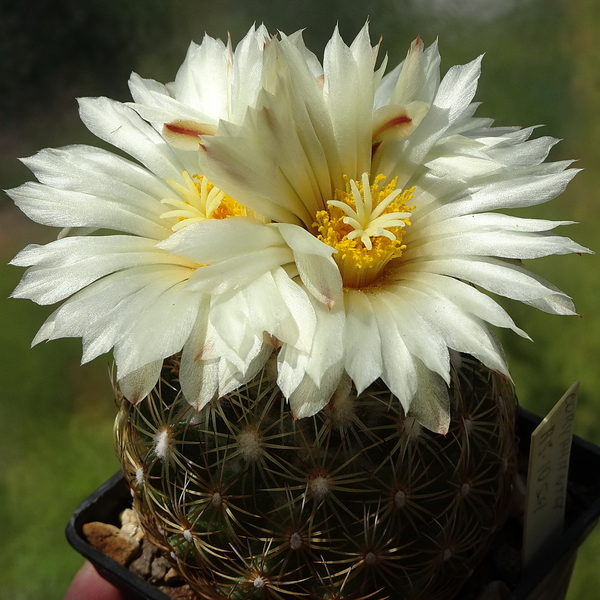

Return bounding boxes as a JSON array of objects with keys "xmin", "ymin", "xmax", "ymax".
[
  {"xmin": 161, "ymin": 172, "xmax": 246, "ymax": 231},
  {"xmin": 315, "ymin": 173, "xmax": 414, "ymax": 288}
]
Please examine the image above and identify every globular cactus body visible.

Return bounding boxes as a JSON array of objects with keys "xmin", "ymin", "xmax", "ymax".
[{"xmin": 116, "ymin": 354, "xmax": 517, "ymax": 600}]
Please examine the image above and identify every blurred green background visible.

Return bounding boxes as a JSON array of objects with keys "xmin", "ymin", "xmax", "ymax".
[{"xmin": 1, "ymin": 0, "xmax": 599, "ymax": 598}]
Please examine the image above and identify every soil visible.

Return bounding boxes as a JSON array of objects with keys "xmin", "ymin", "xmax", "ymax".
[{"xmin": 84, "ymin": 511, "xmax": 197, "ymax": 599}]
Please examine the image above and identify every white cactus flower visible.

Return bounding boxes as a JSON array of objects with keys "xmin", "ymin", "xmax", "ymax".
[
  {"xmin": 10, "ymin": 23, "xmax": 590, "ymax": 433},
  {"xmin": 193, "ymin": 24, "xmax": 590, "ymax": 432},
  {"xmin": 9, "ymin": 25, "xmax": 317, "ymax": 408}
]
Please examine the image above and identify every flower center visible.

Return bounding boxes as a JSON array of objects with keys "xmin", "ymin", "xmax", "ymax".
[
  {"xmin": 314, "ymin": 173, "xmax": 414, "ymax": 289},
  {"xmin": 161, "ymin": 171, "xmax": 246, "ymax": 231}
]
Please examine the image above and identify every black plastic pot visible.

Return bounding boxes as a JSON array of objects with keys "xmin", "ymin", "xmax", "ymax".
[{"xmin": 66, "ymin": 409, "xmax": 600, "ymax": 600}]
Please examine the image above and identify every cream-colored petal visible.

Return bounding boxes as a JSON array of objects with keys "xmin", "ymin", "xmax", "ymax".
[
  {"xmin": 172, "ymin": 35, "xmax": 229, "ymax": 118},
  {"xmin": 184, "ymin": 247, "xmax": 294, "ymax": 295},
  {"xmin": 276, "ymin": 291, "xmax": 345, "ymax": 399},
  {"xmin": 288, "ymin": 361, "xmax": 345, "ymax": 420},
  {"xmin": 402, "ymin": 256, "xmax": 578, "ymax": 315},
  {"xmin": 11, "ymin": 236, "xmax": 195, "ymax": 305},
  {"xmin": 242, "ymin": 269, "xmax": 316, "ymax": 352},
  {"xmin": 391, "ymin": 284, "xmax": 510, "ymax": 377},
  {"xmin": 78, "ymin": 97, "xmax": 184, "ymax": 182},
  {"xmin": 276, "ymin": 223, "xmax": 342, "ymax": 308},
  {"xmin": 111, "ymin": 278, "xmax": 201, "ymax": 379},
  {"xmin": 322, "ymin": 24, "xmax": 375, "ymax": 179},
  {"xmin": 377, "ymin": 290, "xmax": 451, "ymax": 383},
  {"xmin": 218, "ymin": 344, "xmax": 273, "ymax": 397},
  {"xmin": 158, "ymin": 218, "xmax": 285, "ymax": 264},
  {"xmin": 342, "ymin": 290, "xmax": 383, "ymax": 394},
  {"xmin": 119, "ymin": 360, "xmax": 164, "ymax": 405},
  {"xmin": 162, "ymin": 119, "xmax": 217, "ymax": 151},
  {"xmin": 399, "ymin": 271, "xmax": 530, "ymax": 339},
  {"xmin": 408, "ymin": 360, "xmax": 451, "ymax": 435},
  {"xmin": 369, "ymin": 294, "xmax": 418, "ymax": 412},
  {"xmin": 372, "ymin": 101, "xmax": 430, "ymax": 143},
  {"xmin": 403, "ymin": 229, "xmax": 590, "ymax": 262}
]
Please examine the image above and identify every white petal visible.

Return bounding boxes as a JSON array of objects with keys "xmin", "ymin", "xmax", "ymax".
[
  {"xmin": 343, "ymin": 290, "xmax": 383, "ymax": 394},
  {"xmin": 181, "ymin": 356, "xmax": 219, "ymax": 411},
  {"xmin": 398, "ymin": 271, "xmax": 530, "ymax": 338},
  {"xmin": 9, "ymin": 182, "xmax": 169, "ymax": 239},
  {"xmin": 128, "ymin": 101, "xmax": 207, "ymax": 129},
  {"xmin": 119, "ymin": 360, "xmax": 163, "ymax": 405},
  {"xmin": 172, "ymin": 36, "xmax": 229, "ymax": 118},
  {"xmin": 277, "ymin": 292, "xmax": 345, "ymax": 397},
  {"xmin": 179, "ymin": 297, "xmax": 269, "ymax": 411},
  {"xmin": 389, "ymin": 37, "xmax": 426, "ymax": 106},
  {"xmin": 322, "ymin": 24, "xmax": 375, "ymax": 178},
  {"xmin": 403, "ymin": 229, "xmax": 590, "ymax": 261},
  {"xmin": 276, "ymin": 223, "xmax": 342, "ymax": 308},
  {"xmin": 402, "ymin": 55, "xmax": 483, "ymax": 166},
  {"xmin": 276, "ymin": 343, "xmax": 310, "ymax": 398},
  {"xmin": 415, "ymin": 169, "xmax": 579, "ymax": 225},
  {"xmin": 425, "ymin": 150, "xmax": 503, "ymax": 179},
  {"xmin": 242, "ymin": 269, "xmax": 315, "ymax": 352},
  {"xmin": 304, "ymin": 294, "xmax": 346, "ymax": 385},
  {"xmin": 272, "ymin": 268, "xmax": 317, "ymax": 351},
  {"xmin": 32, "ymin": 265, "xmax": 192, "ymax": 355},
  {"xmin": 377, "ymin": 290, "xmax": 450, "ymax": 383},
  {"xmin": 432, "ymin": 56, "xmax": 483, "ymax": 121},
  {"xmin": 199, "ymin": 121, "xmax": 314, "ymax": 227},
  {"xmin": 218, "ymin": 343, "xmax": 272, "ymax": 397},
  {"xmin": 411, "ymin": 212, "xmax": 575, "ymax": 240},
  {"xmin": 374, "ymin": 60, "xmax": 404, "ymax": 110},
  {"xmin": 11, "ymin": 236, "xmax": 194, "ymax": 305},
  {"xmin": 179, "ymin": 301, "xmax": 222, "ymax": 410},
  {"xmin": 128, "ymin": 71, "xmax": 170, "ymax": 106},
  {"xmin": 284, "ymin": 29, "xmax": 324, "ymax": 80},
  {"xmin": 288, "ymin": 361, "xmax": 345, "ymax": 420},
  {"xmin": 206, "ymin": 295, "xmax": 250, "ymax": 363},
  {"xmin": 275, "ymin": 34, "xmax": 340, "ymax": 192},
  {"xmin": 158, "ymin": 219, "xmax": 285, "ymax": 263},
  {"xmin": 408, "ymin": 361, "xmax": 451, "ymax": 434},
  {"xmin": 78, "ymin": 97, "xmax": 184, "ymax": 181},
  {"xmin": 390, "ymin": 37, "xmax": 441, "ymax": 107},
  {"xmin": 197, "ymin": 35, "xmax": 338, "ymax": 225},
  {"xmin": 228, "ymin": 25, "xmax": 271, "ymax": 124},
  {"xmin": 21, "ymin": 145, "xmax": 174, "ymax": 207},
  {"xmin": 369, "ymin": 294, "xmax": 418, "ymax": 412},
  {"xmin": 128, "ymin": 69, "xmax": 216, "ymax": 123},
  {"xmin": 39, "ymin": 269, "xmax": 195, "ymax": 371},
  {"xmin": 487, "ymin": 135, "xmax": 559, "ymax": 167},
  {"xmin": 208, "ymin": 292, "xmax": 265, "ymax": 373},
  {"xmin": 184, "ymin": 246, "xmax": 294, "ymax": 295},
  {"xmin": 402, "ymin": 256, "xmax": 578, "ymax": 315},
  {"xmin": 390, "ymin": 284, "xmax": 509, "ymax": 376},
  {"xmin": 112, "ymin": 280, "xmax": 200, "ymax": 378}
]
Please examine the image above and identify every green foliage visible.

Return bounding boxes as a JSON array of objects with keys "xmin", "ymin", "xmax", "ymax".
[{"xmin": 0, "ymin": 257, "xmax": 118, "ymax": 599}]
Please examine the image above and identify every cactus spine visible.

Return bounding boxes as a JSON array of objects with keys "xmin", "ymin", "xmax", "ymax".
[{"xmin": 115, "ymin": 353, "xmax": 517, "ymax": 599}]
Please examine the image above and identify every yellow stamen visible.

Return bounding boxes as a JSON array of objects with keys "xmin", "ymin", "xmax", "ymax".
[
  {"xmin": 315, "ymin": 173, "xmax": 415, "ymax": 289},
  {"xmin": 161, "ymin": 172, "xmax": 246, "ymax": 231}
]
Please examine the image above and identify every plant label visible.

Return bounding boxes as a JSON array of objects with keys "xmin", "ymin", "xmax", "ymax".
[{"xmin": 523, "ymin": 381, "xmax": 579, "ymax": 569}]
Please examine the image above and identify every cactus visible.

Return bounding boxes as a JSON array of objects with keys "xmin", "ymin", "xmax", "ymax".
[
  {"xmin": 9, "ymin": 21, "xmax": 584, "ymax": 600},
  {"xmin": 116, "ymin": 353, "xmax": 517, "ymax": 600}
]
